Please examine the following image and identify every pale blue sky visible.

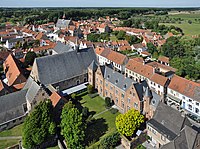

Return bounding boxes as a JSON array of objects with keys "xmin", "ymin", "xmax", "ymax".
[{"xmin": 0, "ymin": 0, "xmax": 200, "ymax": 7}]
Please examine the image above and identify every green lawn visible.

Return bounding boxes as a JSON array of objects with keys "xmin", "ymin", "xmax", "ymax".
[
  {"xmin": 110, "ymin": 35, "xmax": 118, "ymax": 41},
  {"xmin": 79, "ymin": 94, "xmax": 120, "ymax": 148},
  {"xmin": 81, "ymin": 95, "xmax": 106, "ymax": 115},
  {"xmin": 0, "ymin": 124, "xmax": 23, "ymax": 137},
  {"xmin": 0, "ymin": 140, "xmax": 19, "ymax": 149},
  {"xmin": 160, "ymin": 23, "xmax": 200, "ymax": 36}
]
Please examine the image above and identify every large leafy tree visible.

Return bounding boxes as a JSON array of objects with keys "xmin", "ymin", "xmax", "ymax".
[
  {"xmin": 25, "ymin": 51, "xmax": 37, "ymax": 66},
  {"xmin": 22, "ymin": 99, "xmax": 56, "ymax": 148},
  {"xmin": 115, "ymin": 109, "xmax": 144, "ymax": 137},
  {"xmin": 61, "ymin": 102, "xmax": 86, "ymax": 149}
]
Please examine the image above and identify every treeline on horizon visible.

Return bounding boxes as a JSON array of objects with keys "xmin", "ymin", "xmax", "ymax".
[{"xmin": 0, "ymin": 7, "xmax": 200, "ymax": 25}]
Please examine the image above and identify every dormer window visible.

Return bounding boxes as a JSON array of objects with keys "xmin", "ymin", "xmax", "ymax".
[
  {"xmin": 107, "ymin": 75, "xmax": 110, "ymax": 79},
  {"xmin": 123, "ymin": 84, "xmax": 127, "ymax": 89},
  {"xmin": 115, "ymin": 79, "xmax": 118, "ymax": 84}
]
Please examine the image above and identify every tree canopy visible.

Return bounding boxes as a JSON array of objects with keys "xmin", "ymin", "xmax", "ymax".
[
  {"xmin": 22, "ymin": 99, "xmax": 56, "ymax": 148},
  {"xmin": 115, "ymin": 109, "xmax": 144, "ymax": 137},
  {"xmin": 61, "ymin": 102, "xmax": 86, "ymax": 149},
  {"xmin": 25, "ymin": 51, "xmax": 37, "ymax": 66}
]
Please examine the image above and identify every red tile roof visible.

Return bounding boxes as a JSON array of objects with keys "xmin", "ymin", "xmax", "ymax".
[
  {"xmin": 169, "ymin": 75, "xmax": 200, "ymax": 101},
  {"xmin": 150, "ymin": 73, "xmax": 168, "ymax": 86},
  {"xmin": 3, "ymin": 54, "xmax": 26, "ymax": 86},
  {"xmin": 158, "ymin": 56, "xmax": 169, "ymax": 64},
  {"xmin": 126, "ymin": 59, "xmax": 154, "ymax": 79},
  {"xmin": 50, "ymin": 92, "xmax": 62, "ymax": 107}
]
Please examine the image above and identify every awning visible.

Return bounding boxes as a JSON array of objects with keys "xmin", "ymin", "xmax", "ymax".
[{"xmin": 61, "ymin": 82, "xmax": 88, "ymax": 95}]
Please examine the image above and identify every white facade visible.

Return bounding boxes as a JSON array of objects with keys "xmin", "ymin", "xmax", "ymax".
[{"xmin": 167, "ymin": 88, "xmax": 200, "ymax": 117}]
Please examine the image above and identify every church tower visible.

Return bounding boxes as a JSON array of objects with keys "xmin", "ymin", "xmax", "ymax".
[{"xmin": 143, "ymin": 87, "xmax": 153, "ymax": 118}]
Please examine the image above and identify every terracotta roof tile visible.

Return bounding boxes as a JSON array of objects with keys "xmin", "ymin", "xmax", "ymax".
[
  {"xmin": 158, "ymin": 56, "xmax": 169, "ymax": 63},
  {"xmin": 169, "ymin": 75, "xmax": 200, "ymax": 101},
  {"xmin": 126, "ymin": 59, "xmax": 154, "ymax": 79},
  {"xmin": 50, "ymin": 91, "xmax": 62, "ymax": 107},
  {"xmin": 150, "ymin": 73, "xmax": 168, "ymax": 86},
  {"xmin": 106, "ymin": 50, "xmax": 127, "ymax": 65}
]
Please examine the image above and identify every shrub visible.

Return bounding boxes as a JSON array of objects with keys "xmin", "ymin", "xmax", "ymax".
[
  {"xmin": 100, "ymin": 132, "xmax": 121, "ymax": 149},
  {"xmin": 82, "ymin": 107, "xmax": 89, "ymax": 118},
  {"xmin": 110, "ymin": 108, "xmax": 118, "ymax": 114},
  {"xmin": 136, "ymin": 144, "xmax": 146, "ymax": 149},
  {"xmin": 87, "ymin": 85, "xmax": 94, "ymax": 94},
  {"xmin": 105, "ymin": 97, "xmax": 112, "ymax": 108},
  {"xmin": 71, "ymin": 93, "xmax": 77, "ymax": 100}
]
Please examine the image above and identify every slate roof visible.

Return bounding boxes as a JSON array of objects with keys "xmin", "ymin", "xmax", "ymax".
[
  {"xmin": 25, "ymin": 79, "xmax": 40, "ymax": 103},
  {"xmin": 53, "ymin": 42, "xmax": 74, "ymax": 54},
  {"xmin": 161, "ymin": 125, "xmax": 199, "ymax": 149},
  {"xmin": 56, "ymin": 19, "xmax": 71, "ymax": 28},
  {"xmin": 0, "ymin": 89, "xmax": 28, "ymax": 124},
  {"xmin": 34, "ymin": 47, "xmax": 97, "ymax": 85},
  {"xmin": 88, "ymin": 60, "xmax": 98, "ymax": 71},
  {"xmin": 148, "ymin": 102, "xmax": 191, "ymax": 141}
]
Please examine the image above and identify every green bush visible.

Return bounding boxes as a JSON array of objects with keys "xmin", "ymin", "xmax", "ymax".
[
  {"xmin": 136, "ymin": 144, "xmax": 146, "ymax": 149},
  {"xmin": 110, "ymin": 108, "xmax": 118, "ymax": 114},
  {"xmin": 87, "ymin": 85, "xmax": 94, "ymax": 94},
  {"xmin": 105, "ymin": 97, "xmax": 112, "ymax": 108},
  {"xmin": 100, "ymin": 132, "xmax": 120, "ymax": 149}
]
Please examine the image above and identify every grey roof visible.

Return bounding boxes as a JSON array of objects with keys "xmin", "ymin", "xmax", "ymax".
[
  {"xmin": 7, "ymin": 38, "xmax": 23, "ymax": 43},
  {"xmin": 56, "ymin": 19, "xmax": 71, "ymax": 28},
  {"xmin": 102, "ymin": 66, "xmax": 135, "ymax": 91},
  {"xmin": 25, "ymin": 80, "xmax": 40, "ymax": 103},
  {"xmin": 23, "ymin": 77, "xmax": 35, "ymax": 90},
  {"xmin": 144, "ymin": 86, "xmax": 152, "ymax": 98},
  {"xmin": 88, "ymin": 60, "xmax": 98, "ymax": 71},
  {"xmin": 53, "ymin": 42, "xmax": 74, "ymax": 54},
  {"xmin": 34, "ymin": 47, "xmax": 97, "ymax": 85},
  {"xmin": 0, "ymin": 89, "xmax": 28, "ymax": 124},
  {"xmin": 150, "ymin": 91, "xmax": 161, "ymax": 108},
  {"xmin": 148, "ymin": 102, "xmax": 191, "ymax": 140},
  {"xmin": 161, "ymin": 125, "xmax": 199, "ymax": 149}
]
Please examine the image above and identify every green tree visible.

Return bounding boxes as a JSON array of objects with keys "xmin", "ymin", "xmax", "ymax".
[
  {"xmin": 147, "ymin": 42, "xmax": 157, "ymax": 55},
  {"xmin": 25, "ymin": 51, "xmax": 37, "ymax": 66},
  {"xmin": 116, "ymin": 31, "xmax": 126, "ymax": 40},
  {"xmin": 22, "ymin": 99, "xmax": 56, "ymax": 148},
  {"xmin": 115, "ymin": 109, "xmax": 144, "ymax": 137},
  {"xmin": 100, "ymin": 132, "xmax": 120, "ymax": 149},
  {"xmin": 105, "ymin": 97, "xmax": 112, "ymax": 108},
  {"xmin": 87, "ymin": 84, "xmax": 94, "ymax": 94},
  {"xmin": 61, "ymin": 106, "xmax": 86, "ymax": 149}
]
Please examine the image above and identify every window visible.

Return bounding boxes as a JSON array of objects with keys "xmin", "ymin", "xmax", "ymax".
[
  {"xmin": 158, "ymin": 85, "xmax": 160, "ymax": 88},
  {"xmin": 189, "ymin": 99, "xmax": 192, "ymax": 102},
  {"xmin": 96, "ymin": 78, "xmax": 98, "ymax": 82},
  {"xmin": 182, "ymin": 96, "xmax": 185, "ymax": 100},
  {"xmin": 116, "ymin": 98, "xmax": 118, "ymax": 103},
  {"xmin": 188, "ymin": 104, "xmax": 192, "ymax": 110},
  {"xmin": 128, "ymin": 98, "xmax": 130, "ymax": 103},
  {"xmin": 110, "ymin": 86, "xmax": 113, "ymax": 90},
  {"xmin": 134, "ymin": 103, "xmax": 138, "ymax": 109},
  {"xmin": 84, "ymin": 78, "xmax": 87, "ymax": 82},
  {"xmin": 161, "ymin": 135, "xmax": 166, "ymax": 141},
  {"xmin": 171, "ymin": 90, "xmax": 173, "ymax": 94},
  {"xmin": 106, "ymin": 83, "xmax": 108, "ymax": 87},
  {"xmin": 127, "ymin": 106, "xmax": 130, "ymax": 110},
  {"xmin": 195, "ymin": 108, "xmax": 199, "ymax": 114},
  {"xmin": 122, "ymin": 102, "xmax": 124, "ymax": 108},
  {"xmin": 196, "ymin": 102, "xmax": 199, "ymax": 106},
  {"xmin": 77, "ymin": 80, "xmax": 80, "ymax": 85},
  {"xmin": 116, "ymin": 90, "xmax": 118, "ymax": 94},
  {"xmin": 100, "ymin": 80, "xmax": 102, "ymax": 84},
  {"xmin": 121, "ymin": 93, "xmax": 124, "ymax": 98}
]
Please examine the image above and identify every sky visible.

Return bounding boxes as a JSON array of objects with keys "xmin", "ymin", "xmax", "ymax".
[{"xmin": 0, "ymin": 0, "xmax": 200, "ymax": 7}]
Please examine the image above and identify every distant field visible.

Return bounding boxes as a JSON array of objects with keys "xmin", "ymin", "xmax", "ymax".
[
  {"xmin": 160, "ymin": 23, "xmax": 200, "ymax": 36},
  {"xmin": 168, "ymin": 13, "xmax": 200, "ymax": 21}
]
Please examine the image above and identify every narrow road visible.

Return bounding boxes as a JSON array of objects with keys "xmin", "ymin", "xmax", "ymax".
[{"xmin": 0, "ymin": 136, "xmax": 22, "ymax": 140}]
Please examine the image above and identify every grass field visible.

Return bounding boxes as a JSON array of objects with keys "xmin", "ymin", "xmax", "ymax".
[
  {"xmin": 0, "ymin": 124, "xmax": 23, "ymax": 137},
  {"xmin": 80, "ymin": 94, "xmax": 119, "ymax": 148},
  {"xmin": 168, "ymin": 13, "xmax": 200, "ymax": 21},
  {"xmin": 0, "ymin": 140, "xmax": 19, "ymax": 149},
  {"xmin": 160, "ymin": 23, "xmax": 200, "ymax": 36}
]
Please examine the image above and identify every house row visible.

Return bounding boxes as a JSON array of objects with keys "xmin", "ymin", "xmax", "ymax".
[{"xmin": 95, "ymin": 47, "xmax": 128, "ymax": 72}]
